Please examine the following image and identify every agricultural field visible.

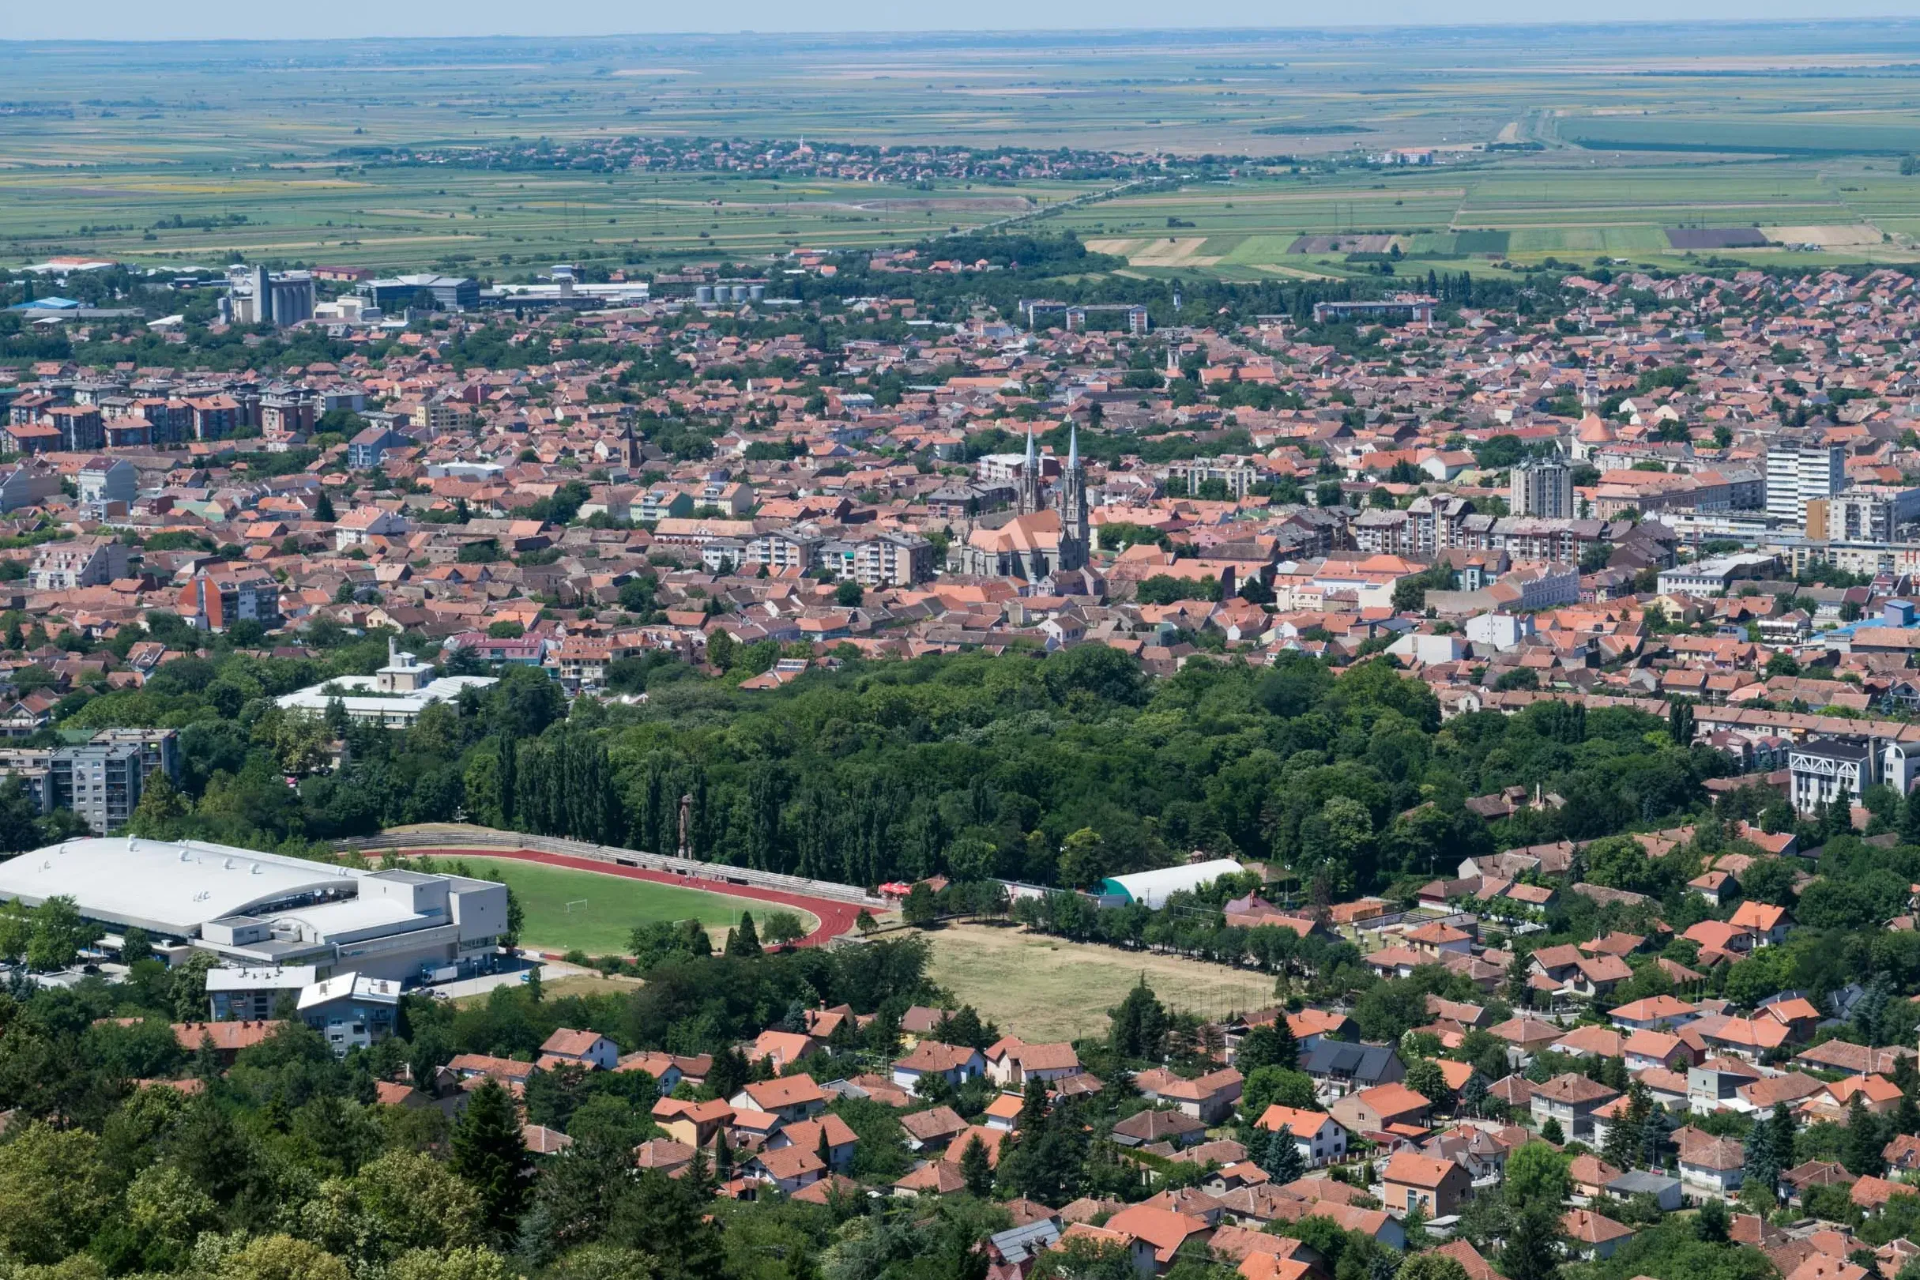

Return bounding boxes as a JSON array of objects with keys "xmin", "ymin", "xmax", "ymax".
[
  {"xmin": 926, "ymin": 922, "xmax": 1275, "ymax": 1043},
  {"xmin": 449, "ymin": 856, "xmax": 813, "ymax": 956},
  {"xmin": 0, "ymin": 167, "xmax": 1095, "ymax": 275},
  {"xmin": 7, "ymin": 23, "xmax": 1920, "ymax": 276}
]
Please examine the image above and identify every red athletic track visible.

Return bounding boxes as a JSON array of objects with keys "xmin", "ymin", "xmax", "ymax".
[{"xmin": 412, "ymin": 847, "xmax": 865, "ymax": 951}]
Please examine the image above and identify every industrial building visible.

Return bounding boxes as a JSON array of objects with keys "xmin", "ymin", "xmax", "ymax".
[
  {"xmin": 222, "ymin": 266, "xmax": 316, "ymax": 328},
  {"xmin": 0, "ymin": 836, "xmax": 511, "ymax": 984},
  {"xmin": 357, "ymin": 274, "xmax": 479, "ymax": 314}
]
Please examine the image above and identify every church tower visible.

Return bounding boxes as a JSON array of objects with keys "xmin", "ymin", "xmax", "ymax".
[
  {"xmin": 621, "ymin": 413, "xmax": 643, "ymax": 472},
  {"xmin": 1056, "ymin": 423, "xmax": 1090, "ymax": 571},
  {"xmin": 1017, "ymin": 422, "xmax": 1044, "ymax": 515}
]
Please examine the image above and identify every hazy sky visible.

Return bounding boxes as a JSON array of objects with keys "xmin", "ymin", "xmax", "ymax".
[{"xmin": 10, "ymin": 0, "xmax": 1913, "ymax": 41}]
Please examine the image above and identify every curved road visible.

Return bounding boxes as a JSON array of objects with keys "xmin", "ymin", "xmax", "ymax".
[{"xmin": 414, "ymin": 846, "xmax": 866, "ymax": 951}]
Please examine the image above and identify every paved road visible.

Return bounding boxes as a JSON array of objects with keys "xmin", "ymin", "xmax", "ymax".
[{"xmin": 418, "ymin": 846, "xmax": 866, "ymax": 949}]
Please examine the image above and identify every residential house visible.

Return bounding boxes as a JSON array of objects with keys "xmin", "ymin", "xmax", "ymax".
[
  {"xmin": 749, "ymin": 1030, "xmax": 822, "ymax": 1073},
  {"xmin": 731, "ymin": 1074, "xmax": 827, "ymax": 1123},
  {"xmin": 1382, "ymin": 1151, "xmax": 1472, "ymax": 1219},
  {"xmin": 1111, "ymin": 1108, "xmax": 1209, "ymax": 1149},
  {"xmin": 1301, "ymin": 1042, "xmax": 1404, "ymax": 1100},
  {"xmin": 1608, "ymin": 995, "xmax": 1700, "ymax": 1031},
  {"xmin": 1561, "ymin": 1210, "xmax": 1636, "ymax": 1261},
  {"xmin": 539, "ymin": 1028, "xmax": 618, "ymax": 1071},
  {"xmin": 1678, "ymin": 1133, "xmax": 1746, "ymax": 1198},
  {"xmin": 768, "ymin": 1115, "xmax": 860, "ymax": 1172},
  {"xmin": 1729, "ymin": 901, "xmax": 1791, "ymax": 946},
  {"xmin": 1330, "ymin": 1082, "xmax": 1432, "ymax": 1137},
  {"xmin": 1529, "ymin": 1074, "xmax": 1620, "ymax": 1140},
  {"xmin": 1688, "ymin": 1057, "xmax": 1764, "ymax": 1114},
  {"xmin": 984, "ymin": 1037, "xmax": 1083, "ymax": 1089},
  {"xmin": 1254, "ymin": 1106, "xmax": 1349, "ymax": 1168},
  {"xmin": 650, "ymin": 1096, "xmax": 732, "ymax": 1148},
  {"xmin": 1135, "ymin": 1067, "xmax": 1244, "ymax": 1123},
  {"xmin": 892, "ymin": 1042, "xmax": 986, "ymax": 1094},
  {"xmin": 899, "ymin": 1106, "xmax": 970, "ymax": 1154},
  {"xmin": 742, "ymin": 1145, "xmax": 826, "ymax": 1194}
]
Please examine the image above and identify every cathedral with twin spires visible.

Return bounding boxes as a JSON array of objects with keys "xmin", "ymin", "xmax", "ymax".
[{"xmin": 947, "ymin": 424, "xmax": 1091, "ymax": 581}]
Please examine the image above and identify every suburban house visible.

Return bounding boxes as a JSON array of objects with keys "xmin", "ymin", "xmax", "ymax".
[
  {"xmin": 1111, "ymin": 1108, "xmax": 1209, "ymax": 1149},
  {"xmin": 899, "ymin": 1106, "xmax": 970, "ymax": 1154},
  {"xmin": 1677, "ymin": 1130, "xmax": 1746, "ymax": 1198},
  {"xmin": 983, "ymin": 1037, "xmax": 1082, "ymax": 1088},
  {"xmin": 731, "ymin": 1074, "xmax": 827, "ymax": 1123},
  {"xmin": 891, "ymin": 1042, "xmax": 986, "ymax": 1094},
  {"xmin": 1689, "ymin": 1057, "xmax": 1764, "ymax": 1113},
  {"xmin": 741, "ymin": 1145, "xmax": 825, "ymax": 1194},
  {"xmin": 1607, "ymin": 995, "xmax": 1699, "ymax": 1031},
  {"xmin": 538, "ymin": 1028, "xmax": 619, "ymax": 1071},
  {"xmin": 1606, "ymin": 1170, "xmax": 1683, "ymax": 1212},
  {"xmin": 749, "ymin": 1030, "xmax": 822, "ymax": 1072},
  {"xmin": 1622, "ymin": 1030, "xmax": 1696, "ymax": 1072},
  {"xmin": 1382, "ymin": 1150, "xmax": 1473, "ymax": 1218},
  {"xmin": 1255, "ymin": 1105, "xmax": 1349, "ymax": 1168},
  {"xmin": 1135, "ymin": 1067, "xmax": 1244, "ymax": 1123},
  {"xmin": 1330, "ymin": 1082, "xmax": 1432, "ymax": 1136},
  {"xmin": 1561, "ymin": 1210, "xmax": 1635, "ymax": 1261},
  {"xmin": 1100, "ymin": 1205, "xmax": 1215, "ymax": 1271},
  {"xmin": 1729, "ymin": 901, "xmax": 1791, "ymax": 946},
  {"xmin": 652, "ymin": 1096, "xmax": 733, "ymax": 1148},
  {"xmin": 1301, "ymin": 1042, "xmax": 1405, "ymax": 1100},
  {"xmin": 1529, "ymin": 1074, "xmax": 1620, "ymax": 1140},
  {"xmin": 1487, "ymin": 1016, "xmax": 1564, "ymax": 1067},
  {"xmin": 766, "ymin": 1115, "xmax": 859, "ymax": 1172}
]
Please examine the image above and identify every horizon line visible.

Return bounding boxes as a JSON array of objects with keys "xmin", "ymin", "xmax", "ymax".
[{"xmin": 6, "ymin": 14, "xmax": 1920, "ymax": 46}]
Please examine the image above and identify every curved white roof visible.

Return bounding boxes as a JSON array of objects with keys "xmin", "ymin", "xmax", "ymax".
[
  {"xmin": 1100, "ymin": 859, "xmax": 1245, "ymax": 909},
  {"xmin": 0, "ymin": 837, "xmax": 358, "ymax": 936}
]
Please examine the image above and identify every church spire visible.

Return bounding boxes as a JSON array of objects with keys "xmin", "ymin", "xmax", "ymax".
[
  {"xmin": 1068, "ymin": 421, "xmax": 1079, "ymax": 471},
  {"xmin": 1018, "ymin": 422, "xmax": 1042, "ymax": 515}
]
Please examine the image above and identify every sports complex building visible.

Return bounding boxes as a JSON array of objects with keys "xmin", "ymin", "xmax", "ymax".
[{"xmin": 0, "ymin": 836, "xmax": 511, "ymax": 984}]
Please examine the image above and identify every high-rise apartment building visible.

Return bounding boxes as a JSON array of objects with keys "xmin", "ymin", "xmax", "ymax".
[
  {"xmin": 1511, "ymin": 454, "xmax": 1575, "ymax": 519},
  {"xmin": 1767, "ymin": 443, "xmax": 1844, "ymax": 524}
]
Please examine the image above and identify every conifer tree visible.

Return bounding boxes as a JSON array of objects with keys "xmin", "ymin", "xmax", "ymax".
[
  {"xmin": 450, "ymin": 1079, "xmax": 530, "ymax": 1239},
  {"xmin": 960, "ymin": 1133, "xmax": 994, "ymax": 1197},
  {"xmin": 726, "ymin": 911, "xmax": 761, "ymax": 958}
]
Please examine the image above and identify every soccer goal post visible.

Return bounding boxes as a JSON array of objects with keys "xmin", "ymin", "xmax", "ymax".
[{"xmin": 564, "ymin": 899, "xmax": 589, "ymax": 914}]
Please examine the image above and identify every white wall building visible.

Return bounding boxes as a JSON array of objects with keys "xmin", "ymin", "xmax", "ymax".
[
  {"xmin": 0, "ymin": 836, "xmax": 510, "ymax": 984},
  {"xmin": 1766, "ymin": 443, "xmax": 1844, "ymax": 524}
]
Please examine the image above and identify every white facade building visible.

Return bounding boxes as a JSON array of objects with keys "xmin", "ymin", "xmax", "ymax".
[
  {"xmin": 0, "ymin": 836, "xmax": 510, "ymax": 983},
  {"xmin": 1766, "ymin": 443, "xmax": 1844, "ymax": 524}
]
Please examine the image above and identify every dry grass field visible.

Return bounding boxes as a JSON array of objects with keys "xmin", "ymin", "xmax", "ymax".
[{"xmin": 927, "ymin": 922, "xmax": 1275, "ymax": 1043}]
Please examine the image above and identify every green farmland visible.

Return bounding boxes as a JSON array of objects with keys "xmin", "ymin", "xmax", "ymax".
[{"xmin": 7, "ymin": 23, "xmax": 1920, "ymax": 279}]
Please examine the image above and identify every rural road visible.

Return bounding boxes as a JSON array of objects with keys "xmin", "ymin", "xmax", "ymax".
[{"xmin": 416, "ymin": 846, "xmax": 866, "ymax": 951}]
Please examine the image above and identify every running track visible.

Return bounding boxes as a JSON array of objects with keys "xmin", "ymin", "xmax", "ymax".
[{"xmin": 412, "ymin": 847, "xmax": 865, "ymax": 951}]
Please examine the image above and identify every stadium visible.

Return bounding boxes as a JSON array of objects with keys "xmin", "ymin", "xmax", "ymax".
[{"xmin": 0, "ymin": 836, "xmax": 510, "ymax": 984}]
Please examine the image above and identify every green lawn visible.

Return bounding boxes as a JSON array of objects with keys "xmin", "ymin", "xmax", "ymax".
[{"xmin": 450, "ymin": 857, "xmax": 813, "ymax": 956}]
